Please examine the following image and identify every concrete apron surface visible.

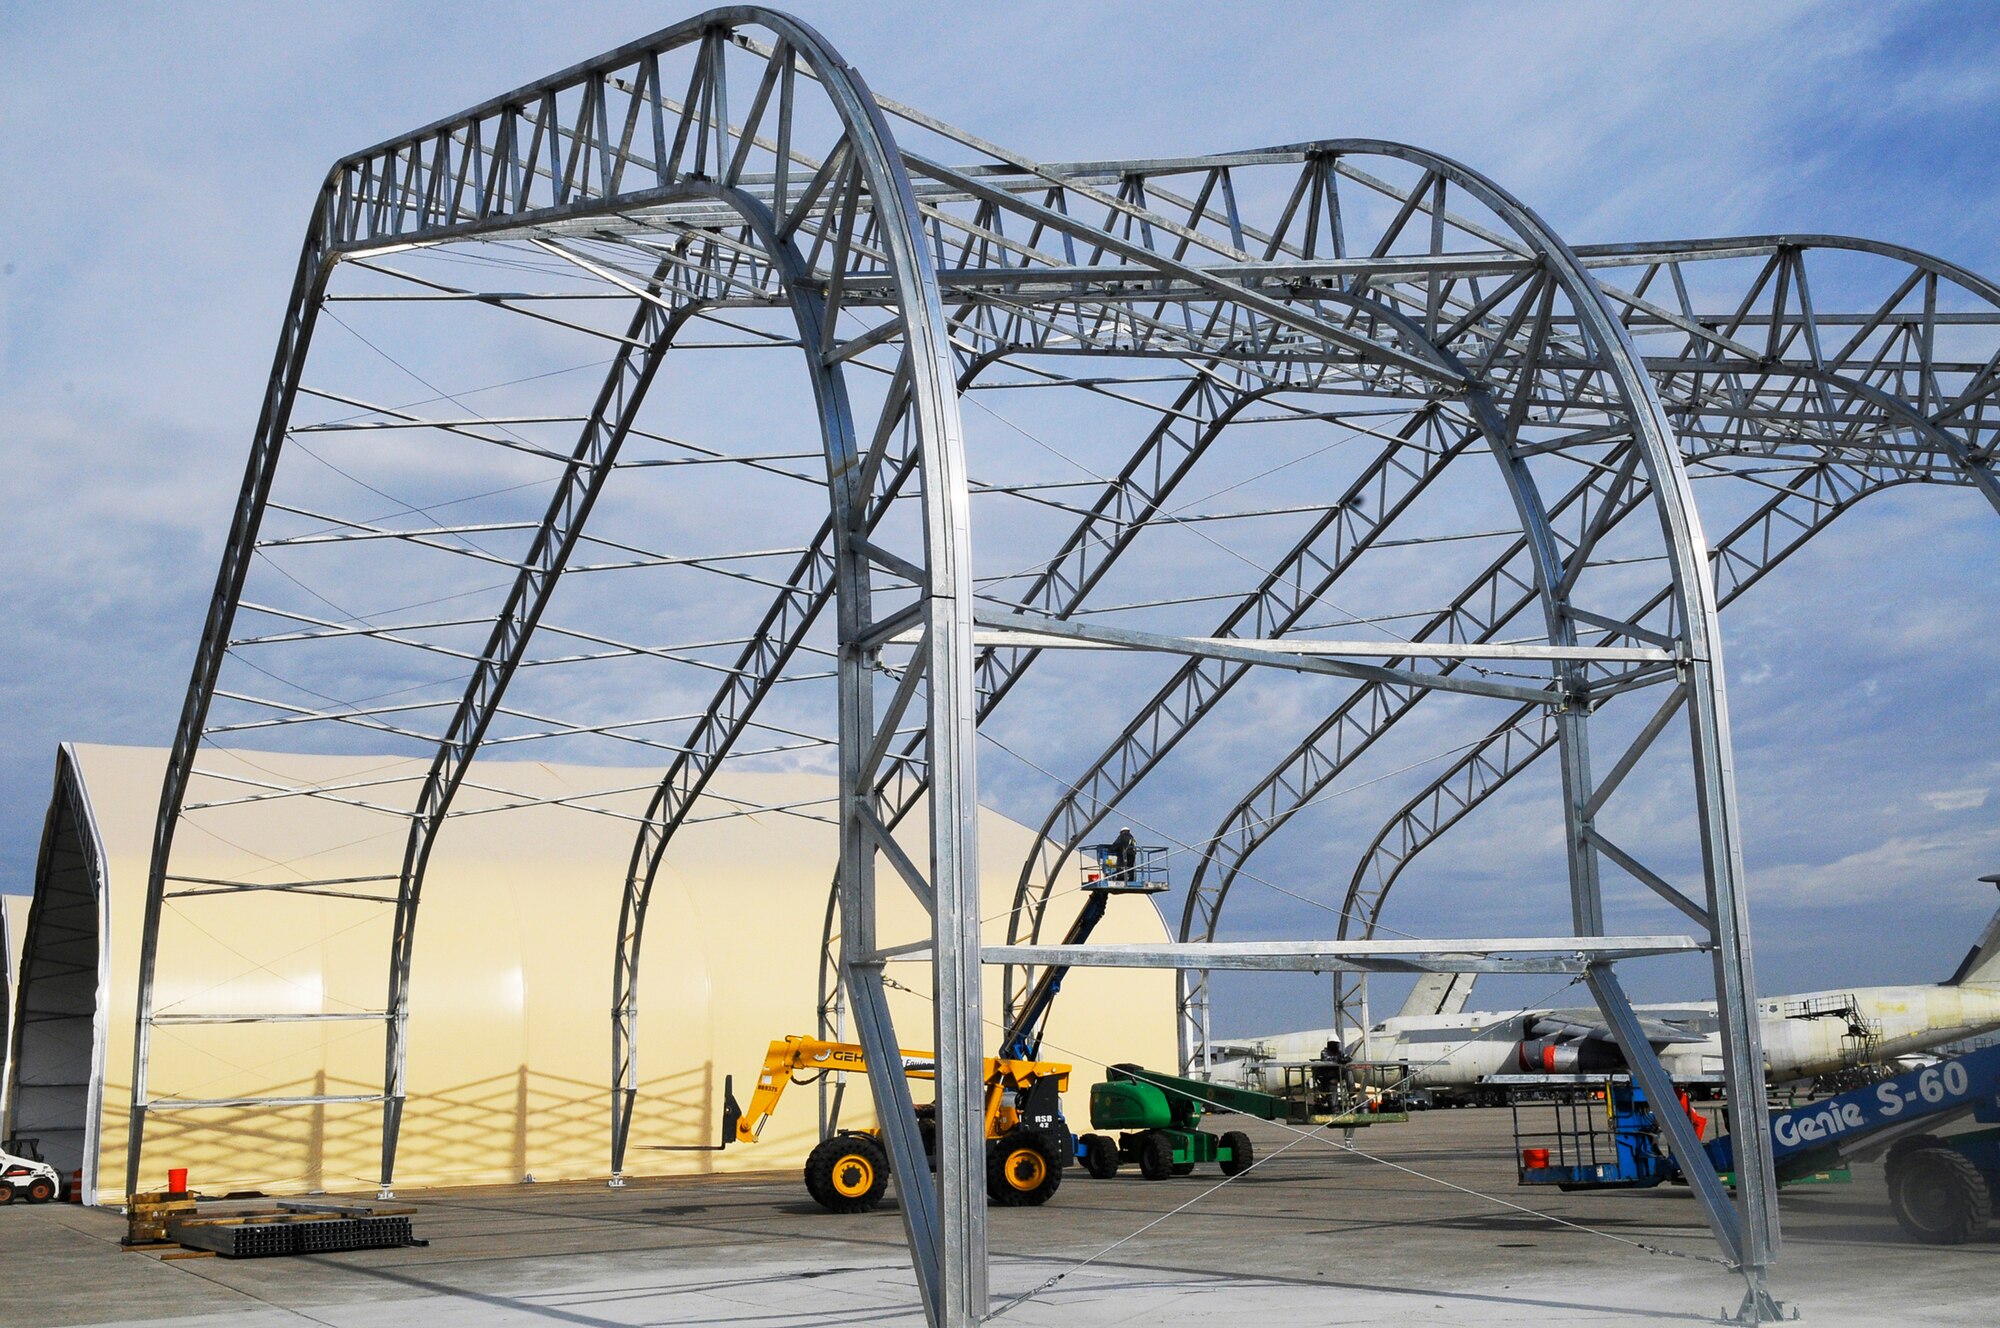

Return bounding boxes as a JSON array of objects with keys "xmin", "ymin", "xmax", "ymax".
[{"xmin": 10, "ymin": 1112, "xmax": 1993, "ymax": 1327}]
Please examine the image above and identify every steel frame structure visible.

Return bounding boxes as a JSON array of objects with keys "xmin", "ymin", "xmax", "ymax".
[
  {"xmin": 1177, "ymin": 239, "xmax": 2000, "ymax": 1071},
  {"xmin": 120, "ymin": 11, "xmax": 1998, "ymax": 1327}
]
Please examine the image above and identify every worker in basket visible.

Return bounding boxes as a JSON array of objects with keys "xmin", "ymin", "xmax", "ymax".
[{"xmin": 1109, "ymin": 826, "xmax": 1139, "ymax": 882}]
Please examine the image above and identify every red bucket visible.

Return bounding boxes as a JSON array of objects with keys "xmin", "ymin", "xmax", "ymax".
[
  {"xmin": 167, "ymin": 1167, "xmax": 189, "ymax": 1194},
  {"xmin": 1521, "ymin": 1147, "xmax": 1550, "ymax": 1170}
]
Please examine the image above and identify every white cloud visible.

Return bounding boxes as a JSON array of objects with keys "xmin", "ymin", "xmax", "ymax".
[
  {"xmin": 1753, "ymin": 826, "xmax": 2000, "ymax": 908},
  {"xmin": 1923, "ymin": 787, "xmax": 1991, "ymax": 814}
]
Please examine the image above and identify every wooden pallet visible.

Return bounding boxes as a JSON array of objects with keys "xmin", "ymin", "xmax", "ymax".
[{"xmin": 123, "ymin": 1190, "xmax": 197, "ymax": 1247}]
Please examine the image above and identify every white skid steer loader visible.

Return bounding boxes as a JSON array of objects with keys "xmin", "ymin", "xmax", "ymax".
[{"xmin": 1, "ymin": 1138, "xmax": 62, "ymax": 1204}]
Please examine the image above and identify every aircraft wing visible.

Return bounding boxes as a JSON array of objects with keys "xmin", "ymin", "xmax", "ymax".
[{"xmin": 1528, "ymin": 1006, "xmax": 1715, "ymax": 1047}]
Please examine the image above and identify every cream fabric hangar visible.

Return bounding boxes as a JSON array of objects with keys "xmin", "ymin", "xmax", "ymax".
[{"xmin": 6, "ymin": 744, "xmax": 1175, "ymax": 1201}]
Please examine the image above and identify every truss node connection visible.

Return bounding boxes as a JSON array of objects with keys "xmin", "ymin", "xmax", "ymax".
[{"xmin": 126, "ymin": 9, "xmax": 1997, "ymax": 1327}]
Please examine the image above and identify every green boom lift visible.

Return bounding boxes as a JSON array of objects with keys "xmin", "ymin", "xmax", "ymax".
[{"xmin": 1077, "ymin": 1063, "xmax": 1286, "ymax": 1179}]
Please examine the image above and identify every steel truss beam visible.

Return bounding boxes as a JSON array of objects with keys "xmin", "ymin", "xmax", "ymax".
[
  {"xmin": 1169, "ymin": 231, "xmax": 2000, "ymax": 963},
  {"xmin": 130, "ymin": 12, "xmax": 988, "ymax": 1322},
  {"xmin": 987, "ymin": 934, "xmax": 1704, "ymax": 975},
  {"xmin": 1330, "ymin": 466, "xmax": 1977, "ymax": 1006},
  {"xmin": 372, "ymin": 262, "xmax": 692, "ymax": 1197},
  {"xmin": 995, "ymin": 261, "xmax": 1613, "ymax": 1018},
  {"xmin": 957, "ymin": 140, "xmax": 1801, "ymax": 1285},
  {"xmin": 1173, "ymin": 245, "xmax": 2000, "ymax": 1080},
  {"xmin": 124, "ymin": 12, "xmax": 2000, "ymax": 1324}
]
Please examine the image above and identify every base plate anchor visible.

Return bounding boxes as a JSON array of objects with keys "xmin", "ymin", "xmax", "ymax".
[{"xmin": 1722, "ymin": 1275, "xmax": 1797, "ymax": 1324}]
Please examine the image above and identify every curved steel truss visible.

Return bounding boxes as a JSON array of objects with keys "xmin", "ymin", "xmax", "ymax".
[
  {"xmin": 124, "ymin": 11, "xmax": 1997, "ymax": 1325},
  {"xmin": 1176, "ymin": 238, "xmax": 2000, "ymax": 1064}
]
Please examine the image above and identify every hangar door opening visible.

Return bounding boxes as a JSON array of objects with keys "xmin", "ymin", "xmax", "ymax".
[{"xmin": 6, "ymin": 748, "xmax": 108, "ymax": 1195}]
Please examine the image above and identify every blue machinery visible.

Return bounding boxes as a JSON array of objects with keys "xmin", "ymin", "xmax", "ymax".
[{"xmin": 1517, "ymin": 1042, "xmax": 2000, "ymax": 1244}]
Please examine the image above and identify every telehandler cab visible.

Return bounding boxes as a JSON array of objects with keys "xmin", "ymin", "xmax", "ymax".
[{"xmin": 725, "ymin": 1036, "xmax": 1074, "ymax": 1212}]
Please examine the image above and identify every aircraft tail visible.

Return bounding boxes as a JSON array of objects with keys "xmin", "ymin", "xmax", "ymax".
[
  {"xmin": 1397, "ymin": 972, "xmax": 1477, "ymax": 1018},
  {"xmin": 1945, "ymin": 878, "xmax": 2000, "ymax": 986}
]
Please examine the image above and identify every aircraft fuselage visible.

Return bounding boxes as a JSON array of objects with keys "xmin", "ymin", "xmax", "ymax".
[{"xmin": 1208, "ymin": 982, "xmax": 2000, "ymax": 1093}]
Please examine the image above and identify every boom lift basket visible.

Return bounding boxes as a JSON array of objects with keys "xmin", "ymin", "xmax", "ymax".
[
  {"xmin": 1079, "ymin": 843, "xmax": 1171, "ymax": 893},
  {"xmin": 1275, "ymin": 1059, "xmax": 1414, "ymax": 1126}
]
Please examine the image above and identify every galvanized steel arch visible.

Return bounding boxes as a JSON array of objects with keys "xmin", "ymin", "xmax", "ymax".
[
  {"xmin": 1335, "ymin": 347, "xmax": 2000, "ymax": 955},
  {"xmin": 1169, "ymin": 234, "xmax": 1998, "ymax": 1285},
  {"xmin": 1176, "ymin": 234, "xmax": 2000, "ymax": 962},
  {"xmin": 122, "ymin": 12, "xmax": 988, "ymax": 1315},
  {"xmin": 111, "ymin": 20, "xmax": 2000, "ymax": 1316},
  {"xmin": 1623, "ymin": 233, "xmax": 2000, "ymax": 510},
  {"xmin": 995, "ymin": 290, "xmax": 1587, "ymax": 1015},
  {"xmin": 1187, "ymin": 234, "xmax": 2000, "ymax": 964},
  {"xmin": 611, "ymin": 338, "xmax": 1015, "ymax": 1182},
  {"xmin": 1079, "ymin": 136, "xmax": 1785, "ymax": 1264}
]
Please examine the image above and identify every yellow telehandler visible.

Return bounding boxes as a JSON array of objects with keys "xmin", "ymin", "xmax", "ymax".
[{"xmin": 724, "ymin": 1035, "xmax": 1074, "ymax": 1212}]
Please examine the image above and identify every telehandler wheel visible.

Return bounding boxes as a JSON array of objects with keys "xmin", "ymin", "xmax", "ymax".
[
  {"xmin": 1887, "ymin": 1145, "xmax": 1991, "ymax": 1245},
  {"xmin": 1082, "ymin": 1134, "xmax": 1120, "ymax": 1179},
  {"xmin": 805, "ymin": 1134, "xmax": 889, "ymax": 1214},
  {"xmin": 1218, "ymin": 1130, "xmax": 1254, "ymax": 1177},
  {"xmin": 25, "ymin": 1176, "xmax": 57, "ymax": 1204},
  {"xmin": 1137, "ymin": 1131, "xmax": 1175, "ymax": 1181},
  {"xmin": 988, "ymin": 1131, "xmax": 1063, "ymax": 1206}
]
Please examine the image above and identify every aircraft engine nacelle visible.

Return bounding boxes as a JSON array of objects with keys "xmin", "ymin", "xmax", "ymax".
[{"xmin": 1516, "ymin": 1038, "xmax": 1626, "ymax": 1074}]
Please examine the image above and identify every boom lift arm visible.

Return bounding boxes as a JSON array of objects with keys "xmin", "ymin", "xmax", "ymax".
[{"xmin": 1001, "ymin": 844, "xmax": 1169, "ymax": 1062}]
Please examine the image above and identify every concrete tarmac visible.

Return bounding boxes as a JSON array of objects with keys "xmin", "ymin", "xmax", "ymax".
[{"xmin": 7, "ymin": 1110, "xmax": 1994, "ymax": 1327}]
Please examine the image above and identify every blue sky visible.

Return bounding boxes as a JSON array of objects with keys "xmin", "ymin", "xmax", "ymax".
[{"xmin": 3, "ymin": 1, "xmax": 1997, "ymax": 1031}]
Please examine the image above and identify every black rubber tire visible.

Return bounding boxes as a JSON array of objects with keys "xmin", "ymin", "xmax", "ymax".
[
  {"xmin": 988, "ymin": 1131, "xmax": 1063, "ymax": 1207},
  {"xmin": 1219, "ymin": 1130, "xmax": 1254, "ymax": 1177},
  {"xmin": 0, "ymin": 1184, "xmax": 14, "ymax": 1205},
  {"xmin": 25, "ymin": 1175, "xmax": 58, "ymax": 1204},
  {"xmin": 1082, "ymin": 1133, "xmax": 1120, "ymax": 1179},
  {"xmin": 1138, "ymin": 1131, "xmax": 1175, "ymax": 1181},
  {"xmin": 1886, "ymin": 1133, "xmax": 1944, "ymax": 1164},
  {"xmin": 1171, "ymin": 1162, "xmax": 1195, "ymax": 1176},
  {"xmin": 805, "ymin": 1134, "xmax": 890, "ymax": 1214},
  {"xmin": 1887, "ymin": 1145, "xmax": 1991, "ymax": 1245},
  {"xmin": 802, "ymin": 1141, "xmax": 833, "ymax": 1209}
]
